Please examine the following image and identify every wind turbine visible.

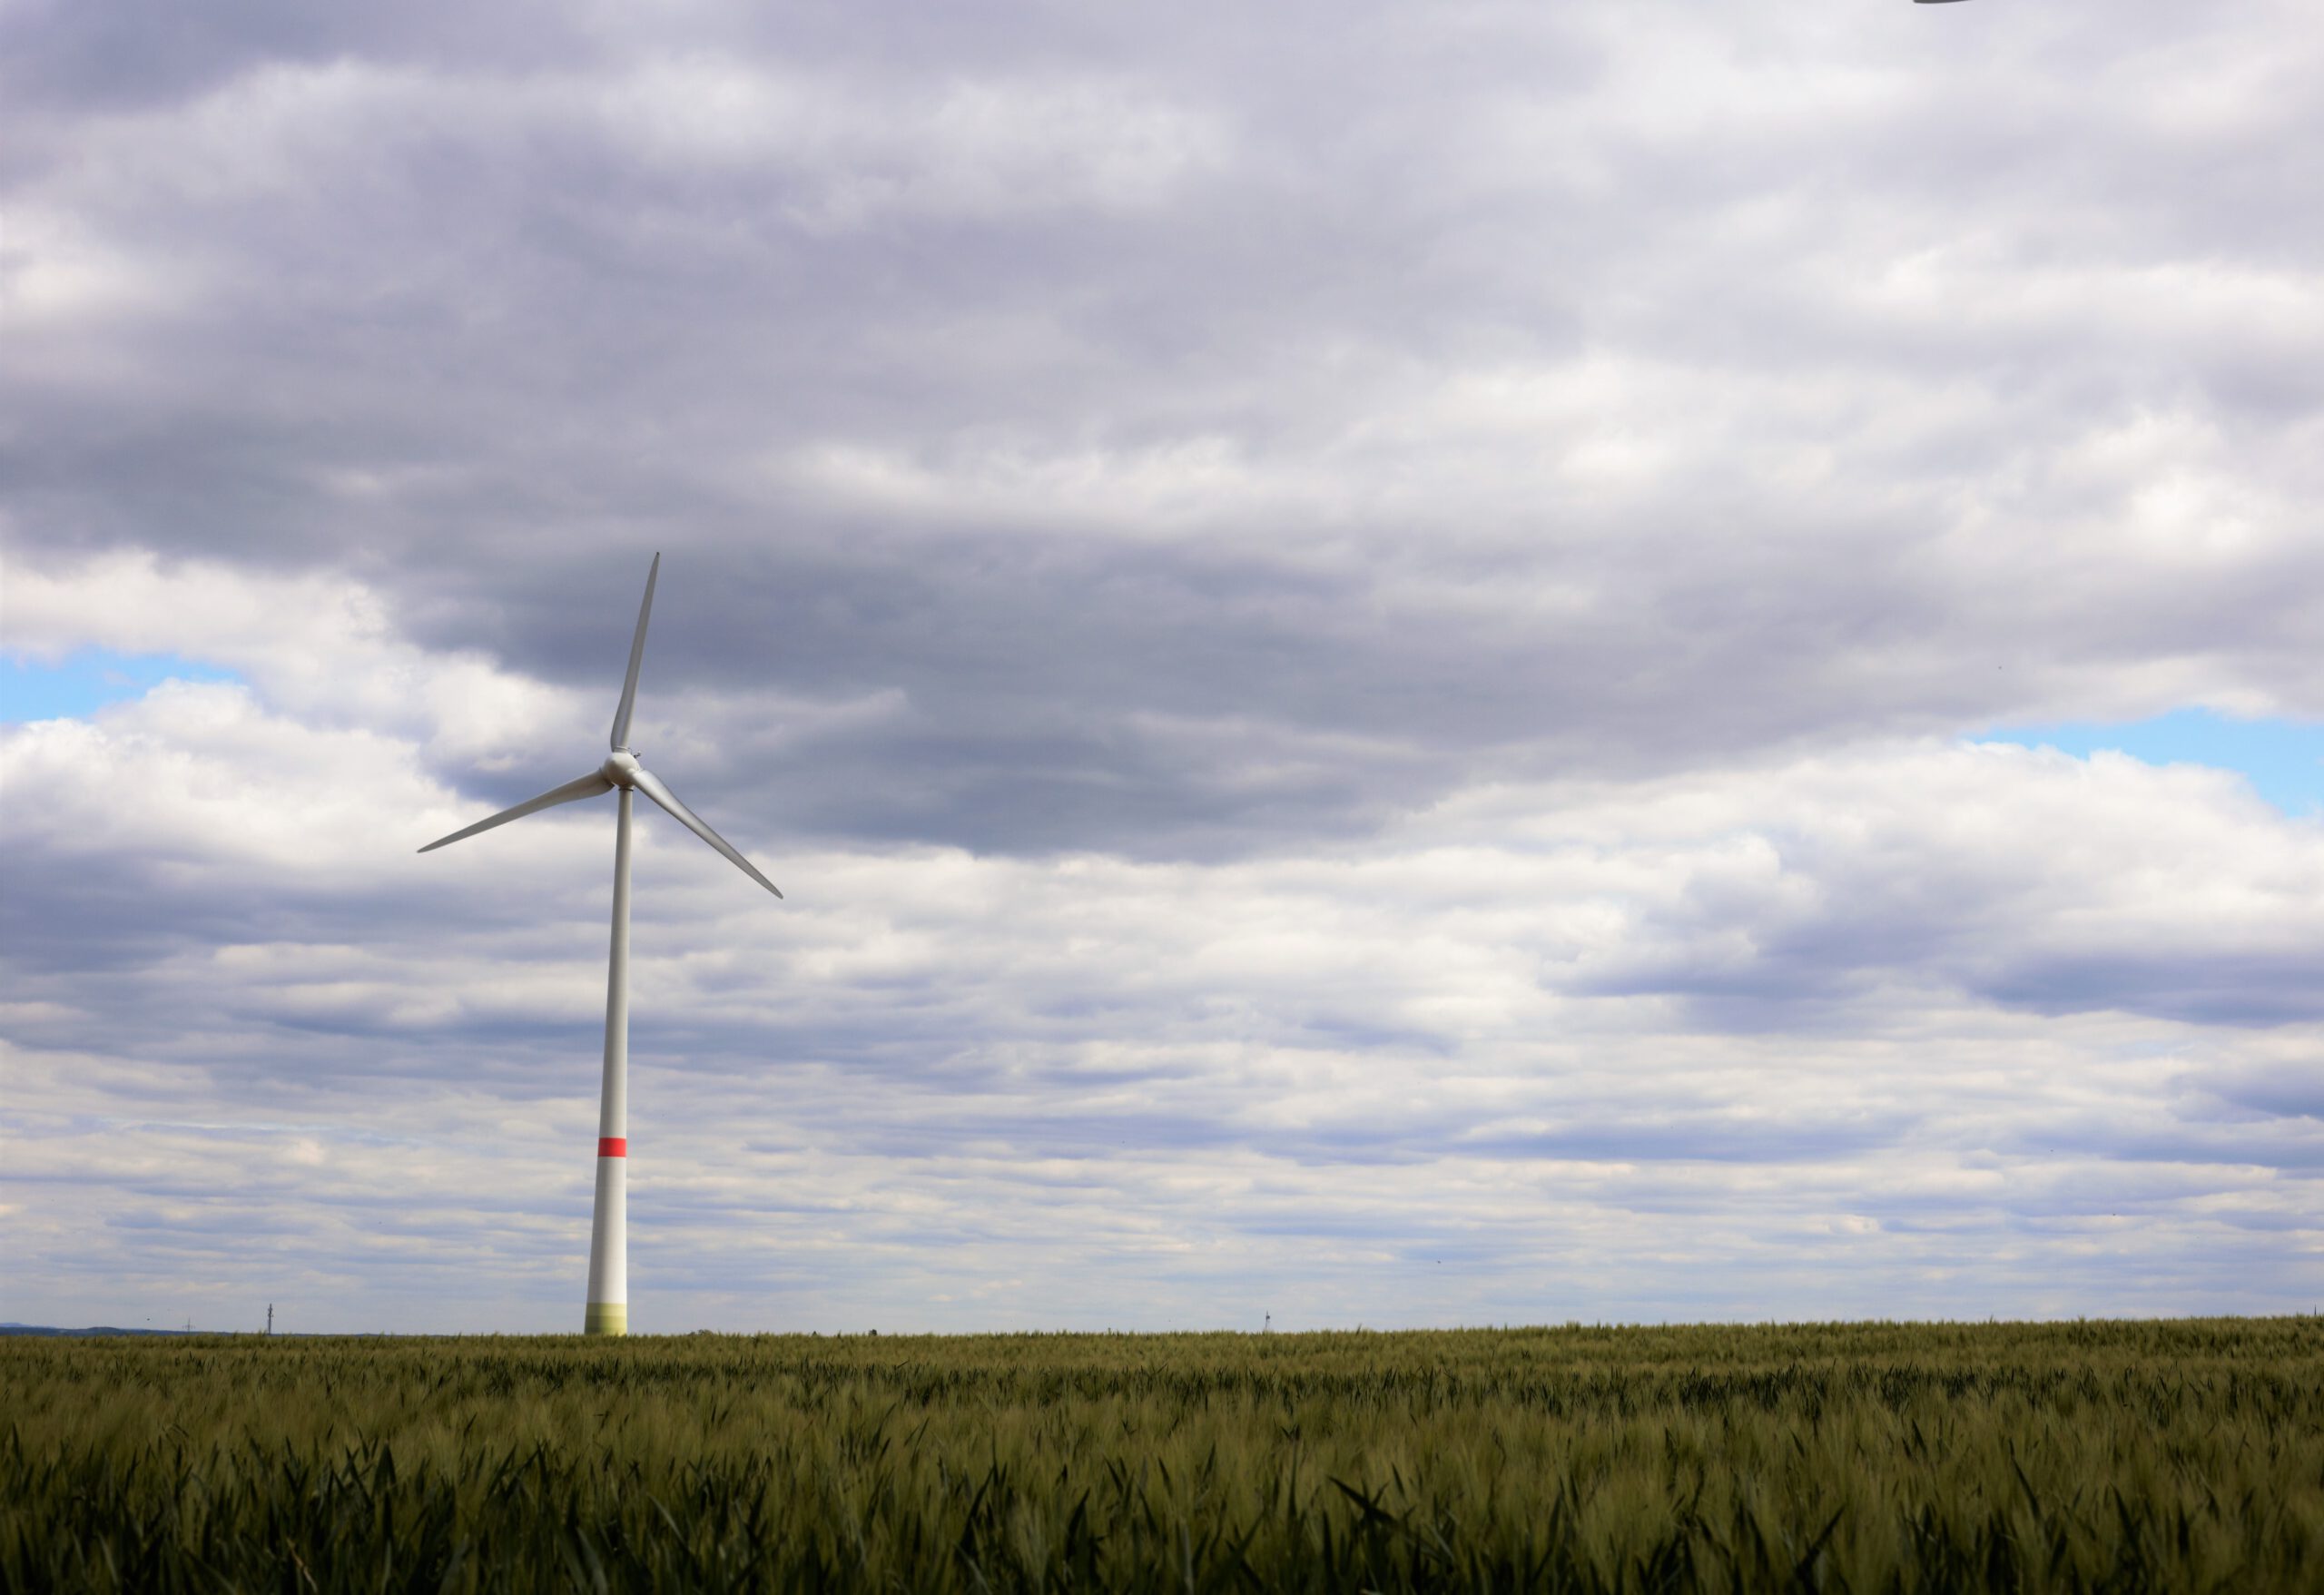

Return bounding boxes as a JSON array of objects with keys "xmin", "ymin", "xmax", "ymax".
[{"xmin": 419, "ymin": 554, "xmax": 781, "ymax": 1335}]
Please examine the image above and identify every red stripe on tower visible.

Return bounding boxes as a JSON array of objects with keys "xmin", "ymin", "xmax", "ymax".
[{"xmin": 598, "ymin": 1137, "xmax": 627, "ymax": 1157}]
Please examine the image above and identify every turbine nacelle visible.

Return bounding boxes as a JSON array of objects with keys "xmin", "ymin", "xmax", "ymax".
[{"xmin": 419, "ymin": 552, "xmax": 783, "ymax": 899}]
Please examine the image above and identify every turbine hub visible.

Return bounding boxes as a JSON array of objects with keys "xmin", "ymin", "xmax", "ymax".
[{"xmin": 602, "ymin": 749, "xmax": 643, "ymax": 788}]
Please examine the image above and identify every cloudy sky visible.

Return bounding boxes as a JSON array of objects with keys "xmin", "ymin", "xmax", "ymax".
[{"xmin": 5, "ymin": 0, "xmax": 2321, "ymax": 1334}]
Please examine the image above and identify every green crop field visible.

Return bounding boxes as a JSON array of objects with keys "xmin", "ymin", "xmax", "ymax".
[{"xmin": 4, "ymin": 1318, "xmax": 2318, "ymax": 1591}]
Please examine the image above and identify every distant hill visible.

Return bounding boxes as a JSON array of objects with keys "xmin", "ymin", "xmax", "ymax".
[{"xmin": 0, "ymin": 1324, "xmax": 201, "ymax": 1337}]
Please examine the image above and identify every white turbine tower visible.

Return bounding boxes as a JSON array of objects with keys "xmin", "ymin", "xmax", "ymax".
[{"xmin": 419, "ymin": 554, "xmax": 781, "ymax": 1335}]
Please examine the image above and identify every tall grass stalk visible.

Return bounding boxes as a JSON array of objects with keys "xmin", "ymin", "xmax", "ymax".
[{"xmin": 5, "ymin": 1318, "xmax": 2317, "ymax": 1590}]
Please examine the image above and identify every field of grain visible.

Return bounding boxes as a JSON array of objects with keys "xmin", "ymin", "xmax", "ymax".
[{"xmin": 4, "ymin": 1318, "xmax": 2318, "ymax": 1590}]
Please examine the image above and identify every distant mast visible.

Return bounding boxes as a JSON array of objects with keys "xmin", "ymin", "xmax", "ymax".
[{"xmin": 267, "ymin": 1304, "xmax": 274, "ymax": 1336}]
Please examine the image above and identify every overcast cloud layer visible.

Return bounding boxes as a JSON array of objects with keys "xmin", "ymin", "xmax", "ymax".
[{"xmin": 5, "ymin": 0, "xmax": 2321, "ymax": 1332}]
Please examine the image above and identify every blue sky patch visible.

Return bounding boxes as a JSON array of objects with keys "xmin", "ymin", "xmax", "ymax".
[
  {"xmin": 1976, "ymin": 709, "xmax": 2324, "ymax": 817},
  {"xmin": 0, "ymin": 648, "xmax": 243, "ymax": 724}
]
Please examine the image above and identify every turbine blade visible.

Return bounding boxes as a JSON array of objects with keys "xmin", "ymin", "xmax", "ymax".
[
  {"xmin": 610, "ymin": 552, "xmax": 660, "ymax": 751},
  {"xmin": 631, "ymin": 765, "xmax": 783, "ymax": 898},
  {"xmin": 418, "ymin": 771, "xmax": 613, "ymax": 853}
]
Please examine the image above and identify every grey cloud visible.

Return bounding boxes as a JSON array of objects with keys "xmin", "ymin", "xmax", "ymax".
[
  {"xmin": 1977, "ymin": 953, "xmax": 2324, "ymax": 1029},
  {"xmin": 2200, "ymin": 1062, "xmax": 2324, "ymax": 1122},
  {"xmin": 9, "ymin": 1, "xmax": 2324, "ymax": 860},
  {"xmin": 0, "ymin": 0, "xmax": 589, "ymax": 114},
  {"xmin": 8, "ymin": 0, "xmax": 2324, "ymax": 1332}
]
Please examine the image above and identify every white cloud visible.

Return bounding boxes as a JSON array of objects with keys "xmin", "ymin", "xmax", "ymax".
[
  {"xmin": 613, "ymin": 61, "xmax": 1228, "ymax": 228},
  {"xmin": 5, "ymin": 0, "xmax": 2322, "ymax": 1328},
  {"xmin": 5, "ymin": 665, "xmax": 2319, "ymax": 1329},
  {"xmin": 5, "ymin": 551, "xmax": 596, "ymax": 766}
]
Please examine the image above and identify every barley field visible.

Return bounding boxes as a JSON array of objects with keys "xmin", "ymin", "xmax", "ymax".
[{"xmin": 4, "ymin": 1318, "xmax": 2317, "ymax": 1591}]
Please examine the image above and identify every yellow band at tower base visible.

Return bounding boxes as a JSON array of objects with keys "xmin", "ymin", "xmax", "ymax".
[{"xmin": 585, "ymin": 1302, "xmax": 628, "ymax": 1335}]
